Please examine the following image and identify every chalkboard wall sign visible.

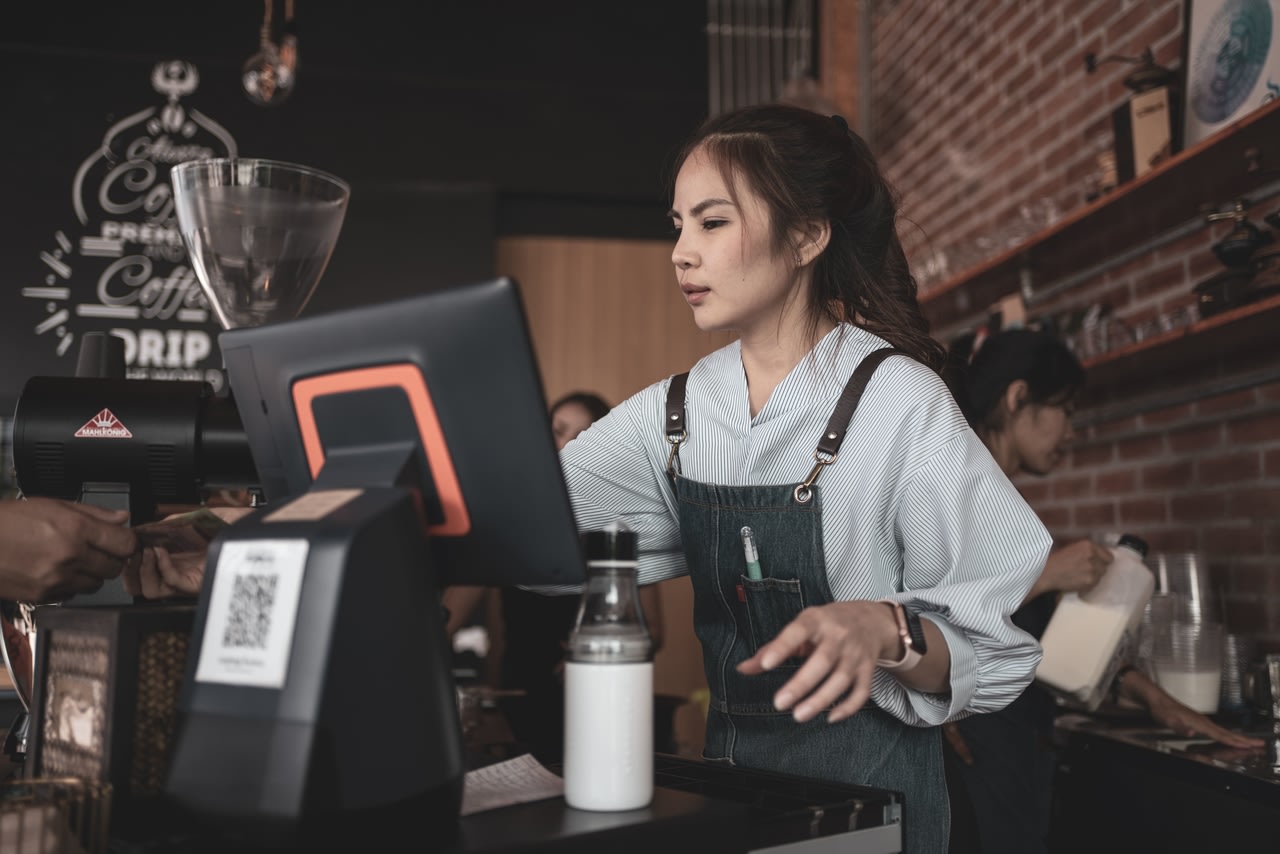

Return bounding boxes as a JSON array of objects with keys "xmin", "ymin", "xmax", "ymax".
[
  {"xmin": 0, "ymin": 1, "xmax": 707, "ymax": 411},
  {"xmin": 0, "ymin": 54, "xmax": 495, "ymax": 410}
]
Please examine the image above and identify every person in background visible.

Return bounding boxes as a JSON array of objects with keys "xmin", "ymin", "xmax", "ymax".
[
  {"xmin": 0, "ymin": 496, "xmax": 136, "ymax": 603},
  {"xmin": 942, "ymin": 327, "xmax": 1263, "ymax": 854},
  {"xmin": 443, "ymin": 391, "xmax": 665, "ymax": 761},
  {"xmin": 553, "ymin": 104, "xmax": 1050, "ymax": 853}
]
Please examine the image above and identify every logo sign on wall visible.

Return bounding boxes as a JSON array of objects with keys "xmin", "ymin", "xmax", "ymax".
[
  {"xmin": 1184, "ymin": 0, "xmax": 1280, "ymax": 147},
  {"xmin": 22, "ymin": 59, "xmax": 238, "ymax": 390}
]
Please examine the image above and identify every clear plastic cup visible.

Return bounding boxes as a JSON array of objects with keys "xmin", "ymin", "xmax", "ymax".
[
  {"xmin": 1137, "ymin": 591, "xmax": 1192, "ymax": 677},
  {"xmin": 1152, "ymin": 620, "xmax": 1223, "ymax": 714},
  {"xmin": 1147, "ymin": 551, "xmax": 1218, "ymax": 624}
]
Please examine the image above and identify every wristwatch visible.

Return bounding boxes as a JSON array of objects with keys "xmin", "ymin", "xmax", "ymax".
[{"xmin": 876, "ymin": 599, "xmax": 927, "ymax": 672}]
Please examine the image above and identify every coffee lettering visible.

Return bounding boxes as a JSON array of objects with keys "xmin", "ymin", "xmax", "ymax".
[
  {"xmin": 111, "ymin": 327, "xmax": 212, "ymax": 369},
  {"xmin": 20, "ymin": 59, "xmax": 238, "ymax": 384}
]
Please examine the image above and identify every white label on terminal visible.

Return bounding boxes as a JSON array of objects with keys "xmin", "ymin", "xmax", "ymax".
[
  {"xmin": 194, "ymin": 539, "xmax": 309, "ymax": 689},
  {"xmin": 263, "ymin": 488, "xmax": 363, "ymax": 523}
]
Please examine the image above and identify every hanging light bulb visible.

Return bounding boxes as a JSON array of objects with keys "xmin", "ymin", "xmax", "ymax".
[{"xmin": 242, "ymin": 0, "xmax": 297, "ymax": 106}]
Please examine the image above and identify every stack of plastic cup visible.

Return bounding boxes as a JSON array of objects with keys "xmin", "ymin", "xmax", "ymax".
[
  {"xmin": 1136, "ymin": 591, "xmax": 1190, "ymax": 678},
  {"xmin": 1219, "ymin": 633, "xmax": 1253, "ymax": 715},
  {"xmin": 1147, "ymin": 551, "xmax": 1217, "ymax": 624},
  {"xmin": 1145, "ymin": 552, "xmax": 1226, "ymax": 716},
  {"xmin": 1152, "ymin": 620, "xmax": 1223, "ymax": 714}
]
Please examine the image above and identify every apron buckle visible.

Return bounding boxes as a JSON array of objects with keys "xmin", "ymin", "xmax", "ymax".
[{"xmin": 794, "ymin": 452, "xmax": 835, "ymax": 504}]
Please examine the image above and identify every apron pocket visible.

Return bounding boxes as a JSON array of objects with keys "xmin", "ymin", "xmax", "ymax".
[{"xmin": 742, "ymin": 576, "xmax": 807, "ymax": 665}]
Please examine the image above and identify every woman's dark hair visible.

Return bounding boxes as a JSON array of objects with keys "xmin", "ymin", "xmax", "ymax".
[
  {"xmin": 946, "ymin": 328, "xmax": 1086, "ymax": 433},
  {"xmin": 669, "ymin": 104, "xmax": 945, "ymax": 371},
  {"xmin": 549, "ymin": 391, "xmax": 611, "ymax": 422}
]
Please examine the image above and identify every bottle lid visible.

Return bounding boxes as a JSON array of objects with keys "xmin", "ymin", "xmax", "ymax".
[
  {"xmin": 581, "ymin": 523, "xmax": 638, "ymax": 563},
  {"xmin": 1116, "ymin": 533, "xmax": 1149, "ymax": 557}
]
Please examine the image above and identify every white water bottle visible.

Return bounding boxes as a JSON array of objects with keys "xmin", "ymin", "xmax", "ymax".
[{"xmin": 563, "ymin": 522, "xmax": 654, "ymax": 811}]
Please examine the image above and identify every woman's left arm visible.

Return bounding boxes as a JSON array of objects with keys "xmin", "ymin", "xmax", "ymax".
[{"xmin": 893, "ymin": 428, "xmax": 1051, "ymax": 722}]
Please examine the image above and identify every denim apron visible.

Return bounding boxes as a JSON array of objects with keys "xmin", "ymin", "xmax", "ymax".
[{"xmin": 663, "ymin": 348, "xmax": 949, "ymax": 854}]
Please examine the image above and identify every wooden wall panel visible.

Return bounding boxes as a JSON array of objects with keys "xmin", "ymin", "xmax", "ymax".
[
  {"xmin": 495, "ymin": 235, "xmax": 734, "ymax": 755},
  {"xmin": 497, "ymin": 236, "xmax": 735, "ymax": 407}
]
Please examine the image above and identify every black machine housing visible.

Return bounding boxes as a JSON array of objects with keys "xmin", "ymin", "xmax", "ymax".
[
  {"xmin": 164, "ymin": 482, "xmax": 463, "ymax": 846},
  {"xmin": 11, "ymin": 375, "xmax": 259, "ymax": 604},
  {"xmin": 12, "ymin": 375, "xmax": 256, "ymax": 520}
]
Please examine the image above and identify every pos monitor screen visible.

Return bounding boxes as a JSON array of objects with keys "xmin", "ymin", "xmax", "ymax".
[{"xmin": 217, "ymin": 276, "xmax": 584, "ymax": 588}]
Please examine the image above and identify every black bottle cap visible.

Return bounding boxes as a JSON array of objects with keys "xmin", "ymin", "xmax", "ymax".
[
  {"xmin": 1116, "ymin": 534, "xmax": 1149, "ymax": 557},
  {"xmin": 581, "ymin": 527, "xmax": 638, "ymax": 562}
]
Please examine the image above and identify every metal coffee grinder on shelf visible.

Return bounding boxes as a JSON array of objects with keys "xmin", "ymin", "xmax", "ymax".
[{"xmin": 1193, "ymin": 198, "xmax": 1278, "ymax": 317}]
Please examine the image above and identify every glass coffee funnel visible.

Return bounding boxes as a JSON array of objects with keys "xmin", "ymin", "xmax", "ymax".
[{"xmin": 171, "ymin": 158, "xmax": 350, "ymax": 329}]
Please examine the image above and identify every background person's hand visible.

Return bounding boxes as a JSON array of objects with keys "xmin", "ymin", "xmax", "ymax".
[
  {"xmin": 1023, "ymin": 539, "xmax": 1111, "ymax": 604},
  {"xmin": 123, "ymin": 546, "xmax": 205, "ymax": 598},
  {"xmin": 943, "ymin": 721, "xmax": 974, "ymax": 765},
  {"xmin": 123, "ymin": 507, "xmax": 254, "ymax": 599},
  {"xmin": 1121, "ymin": 669, "xmax": 1265, "ymax": 749},
  {"xmin": 0, "ymin": 497, "xmax": 137, "ymax": 603}
]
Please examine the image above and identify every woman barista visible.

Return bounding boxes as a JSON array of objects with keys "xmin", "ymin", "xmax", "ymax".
[
  {"xmin": 555, "ymin": 104, "xmax": 1050, "ymax": 853},
  {"xmin": 942, "ymin": 327, "xmax": 1263, "ymax": 854}
]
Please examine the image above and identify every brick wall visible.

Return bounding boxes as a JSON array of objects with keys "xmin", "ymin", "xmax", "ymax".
[{"xmin": 856, "ymin": 0, "xmax": 1280, "ymax": 650}]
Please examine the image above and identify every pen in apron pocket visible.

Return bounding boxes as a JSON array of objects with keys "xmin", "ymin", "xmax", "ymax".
[{"xmin": 740, "ymin": 526, "xmax": 763, "ymax": 580}]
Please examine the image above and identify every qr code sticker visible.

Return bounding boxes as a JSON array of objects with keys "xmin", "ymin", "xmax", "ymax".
[
  {"xmin": 223, "ymin": 573, "xmax": 279, "ymax": 649},
  {"xmin": 196, "ymin": 538, "xmax": 308, "ymax": 688}
]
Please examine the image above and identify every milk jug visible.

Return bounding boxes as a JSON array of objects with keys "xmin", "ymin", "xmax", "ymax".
[{"xmin": 1036, "ymin": 534, "xmax": 1153, "ymax": 710}]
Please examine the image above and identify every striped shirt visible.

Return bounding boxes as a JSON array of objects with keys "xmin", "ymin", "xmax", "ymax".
[{"xmin": 558, "ymin": 323, "xmax": 1050, "ymax": 726}]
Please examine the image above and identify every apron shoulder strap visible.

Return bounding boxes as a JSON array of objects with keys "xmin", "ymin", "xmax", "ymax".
[
  {"xmin": 663, "ymin": 348, "xmax": 904, "ymax": 486},
  {"xmin": 816, "ymin": 347, "xmax": 905, "ymax": 458},
  {"xmin": 665, "ymin": 372, "xmax": 690, "ymax": 442},
  {"xmin": 664, "ymin": 372, "xmax": 690, "ymax": 478}
]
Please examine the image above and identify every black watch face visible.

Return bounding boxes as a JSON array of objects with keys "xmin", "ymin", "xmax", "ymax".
[{"xmin": 905, "ymin": 610, "xmax": 928, "ymax": 654}]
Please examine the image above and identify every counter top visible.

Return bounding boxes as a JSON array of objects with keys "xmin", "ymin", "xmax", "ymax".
[
  {"xmin": 1054, "ymin": 711, "xmax": 1278, "ymax": 805},
  {"xmin": 1050, "ymin": 711, "xmax": 1280, "ymax": 853}
]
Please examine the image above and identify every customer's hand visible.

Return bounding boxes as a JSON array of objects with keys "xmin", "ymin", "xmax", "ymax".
[{"xmin": 0, "ymin": 497, "xmax": 137, "ymax": 603}]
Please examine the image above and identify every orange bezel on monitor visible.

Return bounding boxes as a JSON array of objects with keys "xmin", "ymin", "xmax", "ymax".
[{"xmin": 291, "ymin": 363, "xmax": 471, "ymax": 536}]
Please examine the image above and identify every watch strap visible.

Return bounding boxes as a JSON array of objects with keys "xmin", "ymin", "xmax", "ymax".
[{"xmin": 875, "ymin": 599, "xmax": 925, "ymax": 673}]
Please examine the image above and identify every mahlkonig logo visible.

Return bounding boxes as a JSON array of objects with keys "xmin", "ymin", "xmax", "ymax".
[{"xmin": 72, "ymin": 408, "xmax": 134, "ymax": 439}]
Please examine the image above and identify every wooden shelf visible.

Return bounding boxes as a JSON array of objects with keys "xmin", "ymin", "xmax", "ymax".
[
  {"xmin": 920, "ymin": 98, "xmax": 1280, "ymax": 332},
  {"xmin": 1078, "ymin": 291, "xmax": 1280, "ymax": 399}
]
